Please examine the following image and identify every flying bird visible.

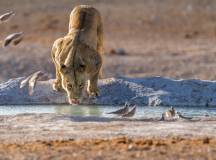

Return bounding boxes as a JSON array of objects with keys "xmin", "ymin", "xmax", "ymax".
[
  {"xmin": 20, "ymin": 71, "xmax": 50, "ymax": 95},
  {"xmin": 3, "ymin": 32, "xmax": 24, "ymax": 47},
  {"xmin": 122, "ymin": 106, "xmax": 136, "ymax": 117},
  {"xmin": 0, "ymin": 11, "xmax": 15, "ymax": 23}
]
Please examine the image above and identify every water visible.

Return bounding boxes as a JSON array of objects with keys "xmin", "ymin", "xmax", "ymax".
[{"xmin": 0, "ymin": 105, "xmax": 216, "ymax": 118}]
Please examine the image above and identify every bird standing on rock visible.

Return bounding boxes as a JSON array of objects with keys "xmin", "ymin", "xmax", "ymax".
[
  {"xmin": 122, "ymin": 106, "xmax": 136, "ymax": 117},
  {"xmin": 106, "ymin": 103, "xmax": 130, "ymax": 115},
  {"xmin": 160, "ymin": 106, "xmax": 176, "ymax": 121}
]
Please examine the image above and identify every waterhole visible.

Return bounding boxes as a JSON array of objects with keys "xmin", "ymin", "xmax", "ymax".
[{"xmin": 0, "ymin": 105, "xmax": 216, "ymax": 118}]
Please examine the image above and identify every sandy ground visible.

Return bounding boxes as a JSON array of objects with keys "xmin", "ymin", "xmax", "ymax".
[
  {"xmin": 0, "ymin": 113, "xmax": 216, "ymax": 159},
  {"xmin": 1, "ymin": 137, "xmax": 216, "ymax": 160},
  {"xmin": 1, "ymin": 0, "xmax": 216, "ymax": 159}
]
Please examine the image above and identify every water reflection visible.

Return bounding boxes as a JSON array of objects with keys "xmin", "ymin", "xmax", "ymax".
[{"xmin": 55, "ymin": 105, "xmax": 102, "ymax": 116}]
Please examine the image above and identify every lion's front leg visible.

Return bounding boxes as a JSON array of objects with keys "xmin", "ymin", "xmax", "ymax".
[
  {"xmin": 51, "ymin": 39, "xmax": 64, "ymax": 92},
  {"xmin": 52, "ymin": 57, "xmax": 63, "ymax": 91},
  {"xmin": 53, "ymin": 65, "xmax": 63, "ymax": 92},
  {"xmin": 87, "ymin": 71, "xmax": 100, "ymax": 97}
]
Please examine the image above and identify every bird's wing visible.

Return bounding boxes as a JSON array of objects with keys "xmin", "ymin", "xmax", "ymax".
[
  {"xmin": 28, "ymin": 71, "xmax": 44, "ymax": 96},
  {"xmin": 6, "ymin": 32, "xmax": 23, "ymax": 40},
  {"xmin": 20, "ymin": 75, "xmax": 33, "ymax": 88},
  {"xmin": 3, "ymin": 38, "xmax": 13, "ymax": 47},
  {"xmin": 122, "ymin": 106, "xmax": 136, "ymax": 117},
  {"xmin": 20, "ymin": 71, "xmax": 46, "ymax": 96},
  {"xmin": 106, "ymin": 106, "xmax": 129, "ymax": 114},
  {"xmin": 0, "ymin": 11, "xmax": 15, "ymax": 22},
  {"xmin": 13, "ymin": 37, "xmax": 23, "ymax": 45},
  {"xmin": 4, "ymin": 32, "xmax": 23, "ymax": 47}
]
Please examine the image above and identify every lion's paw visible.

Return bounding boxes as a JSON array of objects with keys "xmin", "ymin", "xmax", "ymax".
[
  {"xmin": 87, "ymin": 87, "xmax": 100, "ymax": 98},
  {"xmin": 53, "ymin": 81, "xmax": 63, "ymax": 92}
]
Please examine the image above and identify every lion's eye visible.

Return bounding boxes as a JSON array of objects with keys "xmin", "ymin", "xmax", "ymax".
[
  {"xmin": 67, "ymin": 84, "xmax": 72, "ymax": 89},
  {"xmin": 79, "ymin": 84, "xmax": 84, "ymax": 88},
  {"xmin": 60, "ymin": 65, "xmax": 69, "ymax": 73},
  {"xmin": 78, "ymin": 64, "xmax": 86, "ymax": 72},
  {"xmin": 80, "ymin": 64, "xmax": 85, "ymax": 68}
]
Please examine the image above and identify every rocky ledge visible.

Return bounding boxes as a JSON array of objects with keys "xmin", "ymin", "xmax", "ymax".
[{"xmin": 0, "ymin": 76, "xmax": 216, "ymax": 106}]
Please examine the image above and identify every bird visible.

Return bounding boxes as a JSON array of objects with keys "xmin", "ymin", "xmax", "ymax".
[
  {"xmin": 106, "ymin": 104, "xmax": 129, "ymax": 115},
  {"xmin": 122, "ymin": 106, "xmax": 136, "ymax": 118},
  {"xmin": 3, "ymin": 32, "xmax": 24, "ymax": 47},
  {"xmin": 0, "ymin": 11, "xmax": 15, "ymax": 23},
  {"xmin": 168, "ymin": 106, "xmax": 176, "ymax": 117},
  {"xmin": 20, "ymin": 71, "xmax": 50, "ymax": 95},
  {"xmin": 160, "ymin": 106, "xmax": 176, "ymax": 121}
]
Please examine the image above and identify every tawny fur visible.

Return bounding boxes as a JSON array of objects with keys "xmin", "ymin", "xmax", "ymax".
[{"xmin": 51, "ymin": 5, "xmax": 103, "ymax": 104}]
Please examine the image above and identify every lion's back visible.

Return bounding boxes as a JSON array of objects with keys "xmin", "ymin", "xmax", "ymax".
[
  {"xmin": 69, "ymin": 5, "xmax": 100, "ymax": 30},
  {"xmin": 68, "ymin": 5, "xmax": 102, "ymax": 50}
]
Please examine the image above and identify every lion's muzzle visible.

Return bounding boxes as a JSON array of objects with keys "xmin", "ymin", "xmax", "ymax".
[{"xmin": 68, "ymin": 98, "xmax": 80, "ymax": 104}]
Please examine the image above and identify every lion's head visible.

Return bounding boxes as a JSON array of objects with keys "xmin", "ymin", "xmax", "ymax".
[{"xmin": 59, "ymin": 53, "xmax": 87, "ymax": 104}]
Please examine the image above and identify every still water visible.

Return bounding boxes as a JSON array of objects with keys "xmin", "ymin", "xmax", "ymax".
[{"xmin": 0, "ymin": 105, "xmax": 216, "ymax": 118}]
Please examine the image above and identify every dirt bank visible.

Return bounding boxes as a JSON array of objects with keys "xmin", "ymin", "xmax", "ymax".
[
  {"xmin": 0, "ymin": 137, "xmax": 215, "ymax": 160},
  {"xmin": 0, "ymin": 113, "xmax": 215, "ymax": 159}
]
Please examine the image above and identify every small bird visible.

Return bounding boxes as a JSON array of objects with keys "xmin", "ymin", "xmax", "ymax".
[
  {"xmin": 3, "ymin": 32, "xmax": 24, "ymax": 47},
  {"xmin": 106, "ymin": 105, "xmax": 129, "ymax": 115},
  {"xmin": 0, "ymin": 11, "xmax": 15, "ymax": 23},
  {"xmin": 168, "ymin": 106, "xmax": 176, "ymax": 117},
  {"xmin": 122, "ymin": 106, "xmax": 136, "ymax": 117},
  {"xmin": 160, "ymin": 106, "xmax": 176, "ymax": 121},
  {"xmin": 20, "ymin": 71, "xmax": 50, "ymax": 95}
]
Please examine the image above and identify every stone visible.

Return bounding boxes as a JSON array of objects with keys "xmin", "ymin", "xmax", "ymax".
[{"xmin": 0, "ymin": 76, "xmax": 216, "ymax": 106}]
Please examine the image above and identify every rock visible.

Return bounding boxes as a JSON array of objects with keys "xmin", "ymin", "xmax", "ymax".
[
  {"xmin": 0, "ymin": 77, "xmax": 66, "ymax": 104},
  {"xmin": 108, "ymin": 48, "xmax": 126, "ymax": 55},
  {"xmin": 184, "ymin": 31, "xmax": 199, "ymax": 39},
  {"xmin": 0, "ymin": 76, "xmax": 216, "ymax": 106}
]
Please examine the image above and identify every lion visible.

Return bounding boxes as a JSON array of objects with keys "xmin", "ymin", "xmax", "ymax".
[{"xmin": 51, "ymin": 5, "xmax": 103, "ymax": 104}]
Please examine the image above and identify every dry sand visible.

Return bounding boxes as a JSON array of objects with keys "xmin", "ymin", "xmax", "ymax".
[{"xmin": 1, "ymin": 137, "xmax": 216, "ymax": 160}]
